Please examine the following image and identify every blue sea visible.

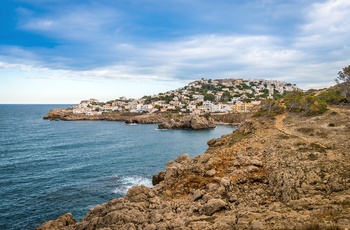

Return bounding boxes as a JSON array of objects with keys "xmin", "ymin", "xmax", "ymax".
[{"xmin": 0, "ymin": 105, "xmax": 235, "ymax": 230}]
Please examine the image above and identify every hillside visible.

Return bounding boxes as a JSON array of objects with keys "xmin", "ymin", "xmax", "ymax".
[
  {"xmin": 69, "ymin": 78, "xmax": 296, "ymax": 116},
  {"xmin": 37, "ymin": 103, "xmax": 350, "ymax": 230}
]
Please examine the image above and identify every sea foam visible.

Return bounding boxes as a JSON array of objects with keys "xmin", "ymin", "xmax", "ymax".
[{"xmin": 112, "ymin": 175, "xmax": 153, "ymax": 195}]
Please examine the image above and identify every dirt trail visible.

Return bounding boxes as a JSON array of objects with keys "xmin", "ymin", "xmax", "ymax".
[
  {"xmin": 275, "ymin": 113, "xmax": 328, "ymax": 148},
  {"xmin": 329, "ymin": 106, "xmax": 350, "ymax": 117},
  {"xmin": 275, "ymin": 113, "xmax": 338, "ymax": 161}
]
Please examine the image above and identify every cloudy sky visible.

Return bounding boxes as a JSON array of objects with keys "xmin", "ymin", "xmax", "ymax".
[{"xmin": 1, "ymin": 0, "xmax": 349, "ymax": 103}]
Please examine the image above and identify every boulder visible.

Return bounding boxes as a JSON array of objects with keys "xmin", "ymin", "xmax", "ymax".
[
  {"xmin": 200, "ymin": 199, "xmax": 227, "ymax": 216},
  {"xmin": 152, "ymin": 171, "xmax": 165, "ymax": 186},
  {"xmin": 190, "ymin": 115, "xmax": 216, "ymax": 130},
  {"xmin": 158, "ymin": 115, "xmax": 215, "ymax": 130},
  {"xmin": 126, "ymin": 185, "xmax": 153, "ymax": 202},
  {"xmin": 36, "ymin": 213, "xmax": 76, "ymax": 230}
]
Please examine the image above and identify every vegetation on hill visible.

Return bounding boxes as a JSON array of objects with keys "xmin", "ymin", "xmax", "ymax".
[
  {"xmin": 256, "ymin": 65, "xmax": 350, "ymax": 117},
  {"xmin": 336, "ymin": 65, "xmax": 350, "ymax": 99},
  {"xmin": 140, "ymin": 78, "xmax": 295, "ymax": 107}
]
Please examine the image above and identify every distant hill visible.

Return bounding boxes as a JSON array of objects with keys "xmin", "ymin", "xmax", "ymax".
[{"xmin": 141, "ymin": 78, "xmax": 297, "ymax": 105}]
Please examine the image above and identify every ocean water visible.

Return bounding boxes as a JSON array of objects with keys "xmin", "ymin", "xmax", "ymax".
[{"xmin": 0, "ymin": 105, "xmax": 235, "ymax": 230}]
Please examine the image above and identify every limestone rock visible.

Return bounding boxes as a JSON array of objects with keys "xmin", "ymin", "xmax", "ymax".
[
  {"xmin": 200, "ymin": 199, "xmax": 227, "ymax": 216},
  {"xmin": 126, "ymin": 185, "xmax": 153, "ymax": 202},
  {"xmin": 38, "ymin": 108, "xmax": 350, "ymax": 230},
  {"xmin": 36, "ymin": 213, "xmax": 76, "ymax": 230},
  {"xmin": 191, "ymin": 115, "xmax": 215, "ymax": 130},
  {"xmin": 250, "ymin": 220, "xmax": 265, "ymax": 230},
  {"xmin": 174, "ymin": 154, "xmax": 190, "ymax": 163},
  {"xmin": 158, "ymin": 115, "xmax": 215, "ymax": 130},
  {"xmin": 152, "ymin": 171, "xmax": 165, "ymax": 186}
]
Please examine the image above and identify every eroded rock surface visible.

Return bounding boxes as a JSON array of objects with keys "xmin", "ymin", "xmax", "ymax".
[
  {"xmin": 158, "ymin": 115, "xmax": 216, "ymax": 130},
  {"xmin": 44, "ymin": 109, "xmax": 219, "ymax": 130},
  {"xmin": 37, "ymin": 107, "xmax": 350, "ymax": 230}
]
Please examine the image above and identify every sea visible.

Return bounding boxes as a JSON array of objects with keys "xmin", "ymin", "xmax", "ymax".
[{"xmin": 0, "ymin": 104, "xmax": 235, "ymax": 230}]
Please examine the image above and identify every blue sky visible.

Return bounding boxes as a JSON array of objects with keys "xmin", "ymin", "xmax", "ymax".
[{"xmin": 1, "ymin": 0, "xmax": 350, "ymax": 103}]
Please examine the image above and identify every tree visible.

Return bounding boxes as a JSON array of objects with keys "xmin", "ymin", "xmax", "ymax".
[
  {"xmin": 307, "ymin": 100, "xmax": 328, "ymax": 116},
  {"xmin": 284, "ymin": 90, "xmax": 305, "ymax": 112},
  {"xmin": 204, "ymin": 93, "xmax": 215, "ymax": 102},
  {"xmin": 335, "ymin": 65, "xmax": 350, "ymax": 98},
  {"xmin": 260, "ymin": 98, "xmax": 285, "ymax": 115},
  {"xmin": 318, "ymin": 87, "xmax": 345, "ymax": 104},
  {"xmin": 283, "ymin": 91, "xmax": 328, "ymax": 116},
  {"xmin": 220, "ymin": 91, "xmax": 232, "ymax": 102},
  {"xmin": 301, "ymin": 95, "xmax": 317, "ymax": 113}
]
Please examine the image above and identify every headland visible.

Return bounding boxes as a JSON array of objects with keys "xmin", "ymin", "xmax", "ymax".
[{"xmin": 38, "ymin": 104, "xmax": 350, "ymax": 230}]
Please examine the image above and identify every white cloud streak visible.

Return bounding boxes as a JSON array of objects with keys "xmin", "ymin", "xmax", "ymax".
[
  {"xmin": 17, "ymin": 4, "xmax": 122, "ymax": 42},
  {"xmin": 295, "ymin": 0, "xmax": 350, "ymax": 49},
  {"xmin": 2, "ymin": 0, "xmax": 350, "ymax": 92}
]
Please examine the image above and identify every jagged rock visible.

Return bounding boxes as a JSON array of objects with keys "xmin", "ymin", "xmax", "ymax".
[
  {"xmin": 207, "ymin": 138, "xmax": 217, "ymax": 147},
  {"xmin": 152, "ymin": 171, "xmax": 165, "ymax": 186},
  {"xmin": 250, "ymin": 220, "xmax": 266, "ymax": 230},
  {"xmin": 126, "ymin": 185, "xmax": 153, "ymax": 202},
  {"xmin": 192, "ymin": 190, "xmax": 206, "ymax": 201},
  {"xmin": 238, "ymin": 120, "xmax": 258, "ymax": 135},
  {"xmin": 200, "ymin": 198, "xmax": 227, "ymax": 216},
  {"xmin": 36, "ymin": 213, "xmax": 76, "ymax": 230},
  {"xmin": 38, "ymin": 108, "xmax": 350, "ymax": 230},
  {"xmin": 158, "ymin": 115, "xmax": 215, "ymax": 130},
  {"xmin": 174, "ymin": 154, "xmax": 190, "ymax": 163},
  {"xmin": 190, "ymin": 115, "xmax": 215, "ymax": 130},
  {"xmin": 205, "ymin": 169, "xmax": 216, "ymax": 176},
  {"xmin": 220, "ymin": 177, "xmax": 231, "ymax": 187}
]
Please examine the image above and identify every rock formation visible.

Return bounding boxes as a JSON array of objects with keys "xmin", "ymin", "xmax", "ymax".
[
  {"xmin": 43, "ymin": 109, "xmax": 167, "ymax": 123},
  {"xmin": 158, "ymin": 115, "xmax": 216, "ymax": 130},
  {"xmin": 44, "ymin": 110, "xmax": 218, "ymax": 130},
  {"xmin": 37, "ymin": 106, "xmax": 350, "ymax": 230}
]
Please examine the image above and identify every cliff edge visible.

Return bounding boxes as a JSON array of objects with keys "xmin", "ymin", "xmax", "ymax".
[
  {"xmin": 158, "ymin": 115, "xmax": 216, "ymax": 130},
  {"xmin": 43, "ymin": 109, "xmax": 231, "ymax": 130},
  {"xmin": 37, "ymin": 106, "xmax": 350, "ymax": 230}
]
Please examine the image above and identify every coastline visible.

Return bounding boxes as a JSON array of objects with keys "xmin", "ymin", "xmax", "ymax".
[
  {"xmin": 37, "ymin": 107, "xmax": 350, "ymax": 230},
  {"xmin": 43, "ymin": 108, "xmax": 245, "ymax": 128}
]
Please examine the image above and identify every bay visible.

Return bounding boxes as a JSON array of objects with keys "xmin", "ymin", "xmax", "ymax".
[{"xmin": 0, "ymin": 104, "xmax": 235, "ymax": 229}]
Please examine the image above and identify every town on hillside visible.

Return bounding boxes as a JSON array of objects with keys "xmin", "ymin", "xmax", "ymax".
[{"xmin": 72, "ymin": 78, "xmax": 297, "ymax": 116}]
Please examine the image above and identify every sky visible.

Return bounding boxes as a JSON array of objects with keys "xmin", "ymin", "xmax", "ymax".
[{"xmin": 1, "ymin": 0, "xmax": 350, "ymax": 103}]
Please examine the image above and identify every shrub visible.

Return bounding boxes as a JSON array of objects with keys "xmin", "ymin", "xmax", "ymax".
[
  {"xmin": 318, "ymin": 87, "xmax": 346, "ymax": 104},
  {"xmin": 307, "ymin": 99, "xmax": 328, "ymax": 116}
]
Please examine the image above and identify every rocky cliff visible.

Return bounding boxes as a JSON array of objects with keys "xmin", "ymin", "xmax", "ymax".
[
  {"xmin": 158, "ymin": 115, "xmax": 216, "ymax": 130},
  {"xmin": 37, "ymin": 106, "xmax": 350, "ymax": 230},
  {"xmin": 43, "ymin": 109, "xmax": 167, "ymax": 124},
  {"xmin": 44, "ymin": 109, "xmax": 219, "ymax": 130}
]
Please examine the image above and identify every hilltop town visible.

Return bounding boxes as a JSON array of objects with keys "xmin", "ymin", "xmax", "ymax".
[{"xmin": 72, "ymin": 78, "xmax": 296, "ymax": 115}]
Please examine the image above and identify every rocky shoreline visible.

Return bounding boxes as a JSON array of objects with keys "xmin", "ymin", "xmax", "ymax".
[
  {"xmin": 37, "ymin": 107, "xmax": 350, "ymax": 230},
  {"xmin": 43, "ymin": 108, "xmax": 244, "ymax": 130}
]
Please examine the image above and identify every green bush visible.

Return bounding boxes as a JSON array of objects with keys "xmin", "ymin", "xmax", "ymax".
[
  {"xmin": 282, "ymin": 90, "xmax": 328, "ymax": 116},
  {"xmin": 318, "ymin": 87, "xmax": 346, "ymax": 104},
  {"xmin": 307, "ymin": 99, "xmax": 328, "ymax": 116}
]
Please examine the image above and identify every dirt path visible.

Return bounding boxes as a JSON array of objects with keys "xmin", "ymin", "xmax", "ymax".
[
  {"xmin": 275, "ymin": 113, "xmax": 337, "ymax": 161},
  {"xmin": 275, "ymin": 113, "xmax": 327, "ymax": 148},
  {"xmin": 329, "ymin": 106, "xmax": 350, "ymax": 118}
]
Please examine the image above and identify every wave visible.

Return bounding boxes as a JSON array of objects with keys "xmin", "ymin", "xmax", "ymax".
[{"xmin": 112, "ymin": 175, "xmax": 153, "ymax": 195}]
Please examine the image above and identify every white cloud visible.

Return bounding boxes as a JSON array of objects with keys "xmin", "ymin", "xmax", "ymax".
[
  {"xmin": 18, "ymin": 4, "xmax": 121, "ymax": 42},
  {"xmin": 295, "ymin": 0, "xmax": 350, "ymax": 49},
  {"xmin": 0, "ymin": 34, "xmax": 309, "ymax": 85},
  {"xmin": 3, "ymin": 0, "xmax": 349, "ymax": 93}
]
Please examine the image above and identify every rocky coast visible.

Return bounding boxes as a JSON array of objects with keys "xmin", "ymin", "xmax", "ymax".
[
  {"xmin": 38, "ymin": 106, "xmax": 350, "ymax": 230},
  {"xmin": 43, "ymin": 108, "xmax": 244, "ymax": 130}
]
